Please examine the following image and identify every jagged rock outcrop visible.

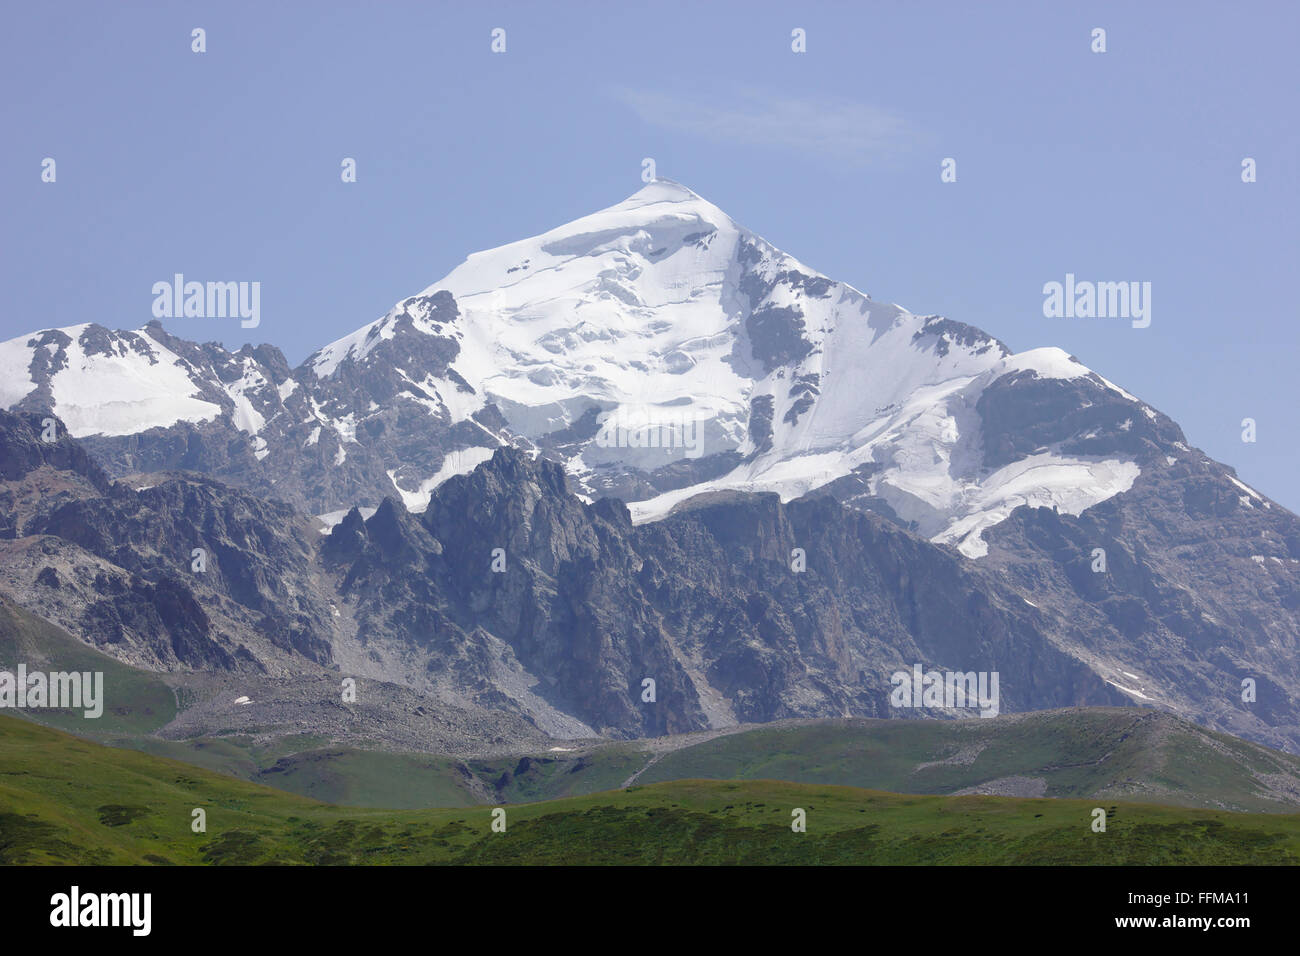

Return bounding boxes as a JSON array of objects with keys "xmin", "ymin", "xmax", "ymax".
[
  {"xmin": 325, "ymin": 448, "xmax": 1127, "ymax": 738},
  {"xmin": 0, "ymin": 409, "xmax": 336, "ymax": 671}
]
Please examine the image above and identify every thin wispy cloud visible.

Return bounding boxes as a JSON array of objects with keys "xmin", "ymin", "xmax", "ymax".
[{"xmin": 613, "ymin": 87, "xmax": 917, "ymax": 162}]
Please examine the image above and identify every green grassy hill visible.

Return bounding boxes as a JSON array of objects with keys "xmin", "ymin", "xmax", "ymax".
[
  {"xmin": 0, "ymin": 595, "xmax": 176, "ymax": 735},
  {"xmin": 118, "ymin": 736, "xmax": 486, "ymax": 809},
  {"xmin": 633, "ymin": 711, "xmax": 1300, "ymax": 813},
  {"xmin": 4, "ymin": 714, "xmax": 1300, "ymax": 865},
  {"xmin": 147, "ymin": 709, "xmax": 1300, "ymax": 815}
]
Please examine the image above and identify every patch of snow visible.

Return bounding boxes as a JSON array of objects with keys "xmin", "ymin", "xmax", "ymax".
[
  {"xmin": 1106, "ymin": 680, "xmax": 1152, "ymax": 701},
  {"xmin": 332, "ymin": 413, "xmax": 358, "ymax": 444},
  {"xmin": 227, "ymin": 391, "xmax": 265, "ymax": 435},
  {"xmin": 935, "ymin": 455, "xmax": 1141, "ymax": 559},
  {"xmin": 385, "ymin": 446, "xmax": 496, "ymax": 512},
  {"xmin": 1228, "ymin": 475, "xmax": 1263, "ymax": 501},
  {"xmin": 316, "ymin": 506, "xmax": 377, "ymax": 533},
  {"xmin": 1096, "ymin": 375, "xmax": 1139, "ymax": 403}
]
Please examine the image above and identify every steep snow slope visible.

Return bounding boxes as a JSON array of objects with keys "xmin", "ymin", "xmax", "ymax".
[{"xmin": 308, "ymin": 179, "xmax": 1145, "ymax": 555}]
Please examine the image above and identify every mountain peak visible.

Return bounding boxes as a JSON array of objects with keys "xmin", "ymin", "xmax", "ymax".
[
  {"xmin": 622, "ymin": 177, "xmax": 710, "ymax": 205},
  {"xmin": 1, "ymin": 182, "xmax": 1181, "ymax": 562}
]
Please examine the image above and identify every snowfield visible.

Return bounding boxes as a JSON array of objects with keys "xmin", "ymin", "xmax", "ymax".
[
  {"xmin": 0, "ymin": 324, "xmax": 222, "ymax": 436},
  {"xmin": 334, "ymin": 179, "xmax": 1143, "ymax": 556}
]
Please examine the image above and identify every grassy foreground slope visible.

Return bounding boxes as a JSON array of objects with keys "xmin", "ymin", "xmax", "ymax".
[{"xmin": 3, "ymin": 715, "xmax": 1300, "ymax": 865}]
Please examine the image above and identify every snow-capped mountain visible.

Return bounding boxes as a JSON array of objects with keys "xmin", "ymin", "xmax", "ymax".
[
  {"xmin": 0, "ymin": 181, "xmax": 1166, "ymax": 558},
  {"xmin": 2, "ymin": 182, "xmax": 1298, "ymax": 751}
]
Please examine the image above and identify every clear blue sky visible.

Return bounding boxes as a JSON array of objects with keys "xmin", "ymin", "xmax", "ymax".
[{"xmin": 3, "ymin": 1, "xmax": 1297, "ymax": 509}]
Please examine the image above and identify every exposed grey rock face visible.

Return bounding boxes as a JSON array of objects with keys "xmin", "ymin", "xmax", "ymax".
[
  {"xmin": 2, "ymin": 404, "xmax": 1299, "ymax": 752},
  {"xmin": 975, "ymin": 369, "xmax": 1183, "ymax": 469},
  {"xmin": 0, "ymin": 408, "xmax": 335, "ymax": 673},
  {"xmin": 981, "ymin": 456, "xmax": 1300, "ymax": 752},
  {"xmin": 324, "ymin": 447, "xmax": 1130, "ymax": 739}
]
